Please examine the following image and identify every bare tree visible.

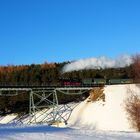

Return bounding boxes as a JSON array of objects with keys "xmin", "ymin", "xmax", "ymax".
[
  {"xmin": 125, "ymin": 91, "xmax": 140, "ymax": 131},
  {"xmin": 132, "ymin": 54, "xmax": 140, "ymax": 82},
  {"xmin": 125, "ymin": 55, "xmax": 140, "ymax": 131}
]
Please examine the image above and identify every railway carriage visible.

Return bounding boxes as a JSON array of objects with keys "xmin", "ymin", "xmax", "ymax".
[{"xmin": 109, "ymin": 79, "xmax": 133, "ymax": 85}]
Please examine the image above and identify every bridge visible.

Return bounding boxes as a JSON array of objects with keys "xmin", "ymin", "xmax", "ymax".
[{"xmin": 0, "ymin": 86, "xmax": 94, "ymax": 125}]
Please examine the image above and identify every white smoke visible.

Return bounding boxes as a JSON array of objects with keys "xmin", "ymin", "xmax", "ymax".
[{"xmin": 62, "ymin": 54, "xmax": 133, "ymax": 73}]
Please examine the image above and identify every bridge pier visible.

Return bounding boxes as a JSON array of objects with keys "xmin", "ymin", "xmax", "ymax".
[{"xmin": 28, "ymin": 89, "xmax": 59, "ymax": 124}]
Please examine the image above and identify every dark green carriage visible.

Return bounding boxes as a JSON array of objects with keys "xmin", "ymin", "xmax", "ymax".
[
  {"xmin": 93, "ymin": 78, "xmax": 106, "ymax": 85},
  {"xmin": 82, "ymin": 78, "xmax": 93, "ymax": 86},
  {"xmin": 109, "ymin": 79, "xmax": 133, "ymax": 84},
  {"xmin": 82, "ymin": 78, "xmax": 106, "ymax": 86}
]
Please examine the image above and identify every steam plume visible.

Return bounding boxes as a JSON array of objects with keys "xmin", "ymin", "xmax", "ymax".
[{"xmin": 62, "ymin": 54, "xmax": 132, "ymax": 73}]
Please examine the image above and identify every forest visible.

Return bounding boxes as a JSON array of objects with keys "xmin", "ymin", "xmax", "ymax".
[{"xmin": 0, "ymin": 61, "xmax": 133, "ymax": 86}]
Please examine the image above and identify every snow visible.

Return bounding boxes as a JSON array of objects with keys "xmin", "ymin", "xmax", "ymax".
[
  {"xmin": 68, "ymin": 84, "xmax": 140, "ymax": 131},
  {"xmin": 0, "ymin": 114, "xmax": 17, "ymax": 124},
  {"xmin": 0, "ymin": 125, "xmax": 140, "ymax": 140},
  {"xmin": 0, "ymin": 84, "xmax": 140, "ymax": 140}
]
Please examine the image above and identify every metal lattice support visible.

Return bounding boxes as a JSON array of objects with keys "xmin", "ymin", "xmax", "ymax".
[
  {"xmin": 29, "ymin": 90, "xmax": 37, "ymax": 123},
  {"xmin": 27, "ymin": 89, "xmax": 60, "ymax": 124}
]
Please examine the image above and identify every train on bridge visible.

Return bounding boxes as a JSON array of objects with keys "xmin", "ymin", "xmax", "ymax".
[
  {"xmin": 60, "ymin": 78, "xmax": 133, "ymax": 87},
  {"xmin": 0, "ymin": 78, "xmax": 134, "ymax": 88}
]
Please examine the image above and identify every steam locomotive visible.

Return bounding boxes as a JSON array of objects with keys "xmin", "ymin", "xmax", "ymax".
[{"xmin": 60, "ymin": 78, "xmax": 133, "ymax": 87}]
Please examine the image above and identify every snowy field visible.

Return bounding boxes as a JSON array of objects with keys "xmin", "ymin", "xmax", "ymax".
[
  {"xmin": 0, "ymin": 125, "xmax": 140, "ymax": 140},
  {"xmin": 0, "ymin": 84, "xmax": 140, "ymax": 140}
]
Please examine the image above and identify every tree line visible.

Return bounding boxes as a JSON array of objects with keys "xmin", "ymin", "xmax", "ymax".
[{"xmin": 0, "ymin": 62, "xmax": 133, "ymax": 86}]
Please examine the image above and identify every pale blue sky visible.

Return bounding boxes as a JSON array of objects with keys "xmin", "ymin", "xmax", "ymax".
[{"xmin": 0, "ymin": 0, "xmax": 140, "ymax": 65}]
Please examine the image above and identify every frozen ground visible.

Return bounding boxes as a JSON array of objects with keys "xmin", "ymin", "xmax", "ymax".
[
  {"xmin": 0, "ymin": 125, "xmax": 140, "ymax": 140},
  {"xmin": 0, "ymin": 84, "xmax": 140, "ymax": 140}
]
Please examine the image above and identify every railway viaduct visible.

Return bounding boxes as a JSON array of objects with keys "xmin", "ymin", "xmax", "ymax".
[{"xmin": 0, "ymin": 86, "xmax": 93, "ymax": 125}]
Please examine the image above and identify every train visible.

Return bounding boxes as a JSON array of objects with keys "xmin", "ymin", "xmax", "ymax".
[{"xmin": 60, "ymin": 78, "xmax": 133, "ymax": 87}]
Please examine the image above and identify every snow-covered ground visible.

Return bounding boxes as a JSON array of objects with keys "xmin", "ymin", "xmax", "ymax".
[
  {"xmin": 0, "ymin": 125, "xmax": 140, "ymax": 140},
  {"xmin": 68, "ymin": 84, "xmax": 140, "ymax": 131},
  {"xmin": 0, "ymin": 84, "xmax": 140, "ymax": 140},
  {"xmin": 0, "ymin": 114, "xmax": 18, "ymax": 124}
]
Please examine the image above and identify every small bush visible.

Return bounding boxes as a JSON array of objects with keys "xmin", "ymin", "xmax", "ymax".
[
  {"xmin": 88, "ymin": 87, "xmax": 105, "ymax": 102},
  {"xmin": 125, "ymin": 93, "xmax": 140, "ymax": 131}
]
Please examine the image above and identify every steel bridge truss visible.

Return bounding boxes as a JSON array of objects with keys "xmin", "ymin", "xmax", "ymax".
[{"xmin": 0, "ymin": 87, "xmax": 92, "ymax": 125}]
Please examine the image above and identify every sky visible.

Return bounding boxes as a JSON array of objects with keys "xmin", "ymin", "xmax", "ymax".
[{"xmin": 0, "ymin": 0, "xmax": 140, "ymax": 65}]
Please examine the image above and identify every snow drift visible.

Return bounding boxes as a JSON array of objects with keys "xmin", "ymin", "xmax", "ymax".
[
  {"xmin": 68, "ymin": 84, "xmax": 140, "ymax": 131},
  {"xmin": 62, "ymin": 54, "xmax": 132, "ymax": 72}
]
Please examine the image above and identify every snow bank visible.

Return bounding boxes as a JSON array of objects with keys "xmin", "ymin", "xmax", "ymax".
[{"xmin": 68, "ymin": 84, "xmax": 140, "ymax": 131}]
